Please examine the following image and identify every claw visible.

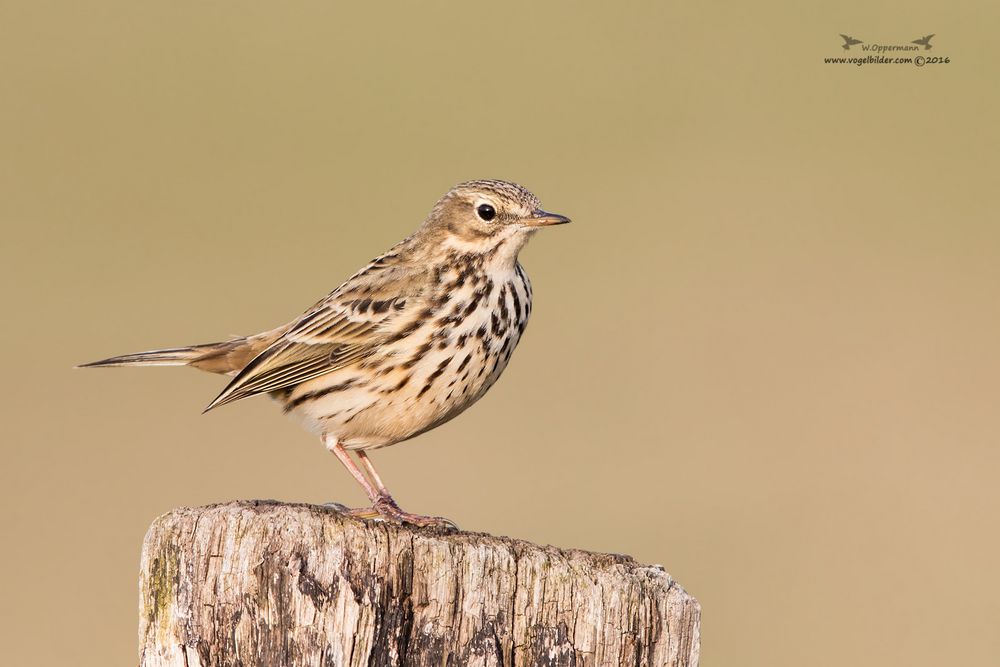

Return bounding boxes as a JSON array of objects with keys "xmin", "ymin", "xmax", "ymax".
[{"xmin": 333, "ymin": 495, "xmax": 458, "ymax": 530}]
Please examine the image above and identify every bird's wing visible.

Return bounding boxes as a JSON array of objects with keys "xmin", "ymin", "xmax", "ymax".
[
  {"xmin": 840, "ymin": 34, "xmax": 851, "ymax": 42},
  {"xmin": 204, "ymin": 254, "xmax": 434, "ymax": 411}
]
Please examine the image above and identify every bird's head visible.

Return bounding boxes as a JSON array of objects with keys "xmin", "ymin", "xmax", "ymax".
[{"xmin": 422, "ymin": 179, "xmax": 570, "ymax": 259}]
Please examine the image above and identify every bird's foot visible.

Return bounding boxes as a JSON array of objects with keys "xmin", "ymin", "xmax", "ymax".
[{"xmin": 341, "ymin": 494, "xmax": 458, "ymax": 530}]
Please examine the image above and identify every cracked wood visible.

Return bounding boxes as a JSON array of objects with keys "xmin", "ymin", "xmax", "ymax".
[{"xmin": 138, "ymin": 501, "xmax": 700, "ymax": 667}]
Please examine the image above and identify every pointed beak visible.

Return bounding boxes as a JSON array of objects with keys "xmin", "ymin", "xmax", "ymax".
[{"xmin": 523, "ymin": 209, "xmax": 571, "ymax": 227}]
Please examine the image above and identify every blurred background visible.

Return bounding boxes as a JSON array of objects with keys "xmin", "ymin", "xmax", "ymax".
[{"xmin": 2, "ymin": 1, "xmax": 998, "ymax": 665}]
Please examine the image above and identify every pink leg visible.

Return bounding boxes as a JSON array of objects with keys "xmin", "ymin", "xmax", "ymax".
[
  {"xmin": 323, "ymin": 435, "xmax": 378, "ymax": 502},
  {"xmin": 357, "ymin": 451, "xmax": 390, "ymax": 495},
  {"xmin": 325, "ymin": 437, "xmax": 457, "ymax": 529},
  {"xmin": 355, "ymin": 450, "xmax": 458, "ymax": 529}
]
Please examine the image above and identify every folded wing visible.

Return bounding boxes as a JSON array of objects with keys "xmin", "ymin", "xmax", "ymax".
[{"xmin": 204, "ymin": 253, "xmax": 431, "ymax": 411}]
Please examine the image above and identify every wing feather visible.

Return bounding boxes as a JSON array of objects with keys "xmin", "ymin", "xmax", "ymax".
[{"xmin": 204, "ymin": 253, "xmax": 432, "ymax": 411}]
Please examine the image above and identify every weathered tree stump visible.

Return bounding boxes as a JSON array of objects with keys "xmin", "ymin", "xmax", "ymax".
[{"xmin": 139, "ymin": 501, "xmax": 700, "ymax": 666}]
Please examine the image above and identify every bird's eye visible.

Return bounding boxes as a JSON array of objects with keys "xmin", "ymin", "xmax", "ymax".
[{"xmin": 476, "ymin": 203, "xmax": 496, "ymax": 222}]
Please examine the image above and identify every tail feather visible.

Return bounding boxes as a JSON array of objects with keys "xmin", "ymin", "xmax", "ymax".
[
  {"xmin": 77, "ymin": 328, "xmax": 286, "ymax": 379},
  {"xmin": 78, "ymin": 326, "xmax": 292, "ymax": 406},
  {"xmin": 77, "ymin": 343, "xmax": 228, "ymax": 369}
]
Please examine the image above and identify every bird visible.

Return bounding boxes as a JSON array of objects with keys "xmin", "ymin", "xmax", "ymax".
[
  {"xmin": 840, "ymin": 34, "xmax": 863, "ymax": 50},
  {"xmin": 79, "ymin": 179, "xmax": 570, "ymax": 528},
  {"xmin": 912, "ymin": 34, "xmax": 934, "ymax": 50}
]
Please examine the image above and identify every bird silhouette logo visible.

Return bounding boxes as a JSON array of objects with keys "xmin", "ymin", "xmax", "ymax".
[
  {"xmin": 840, "ymin": 34, "xmax": 863, "ymax": 50},
  {"xmin": 912, "ymin": 34, "xmax": 934, "ymax": 50}
]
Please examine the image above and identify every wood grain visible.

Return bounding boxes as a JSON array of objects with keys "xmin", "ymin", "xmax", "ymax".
[{"xmin": 138, "ymin": 501, "xmax": 700, "ymax": 666}]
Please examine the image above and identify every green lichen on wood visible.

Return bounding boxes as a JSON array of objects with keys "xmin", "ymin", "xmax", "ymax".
[{"xmin": 143, "ymin": 539, "xmax": 180, "ymax": 633}]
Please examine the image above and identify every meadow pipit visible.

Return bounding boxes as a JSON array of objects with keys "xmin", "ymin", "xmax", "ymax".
[{"xmin": 80, "ymin": 180, "xmax": 570, "ymax": 528}]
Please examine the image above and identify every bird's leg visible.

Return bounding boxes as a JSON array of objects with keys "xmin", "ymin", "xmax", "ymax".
[
  {"xmin": 356, "ymin": 451, "xmax": 391, "ymax": 496},
  {"xmin": 331, "ymin": 444, "xmax": 456, "ymax": 529},
  {"xmin": 323, "ymin": 435, "xmax": 455, "ymax": 528},
  {"xmin": 324, "ymin": 434, "xmax": 379, "ymax": 503},
  {"xmin": 356, "ymin": 451, "xmax": 458, "ymax": 529}
]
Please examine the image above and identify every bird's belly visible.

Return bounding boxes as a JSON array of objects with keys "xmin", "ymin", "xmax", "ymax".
[{"xmin": 282, "ymin": 271, "xmax": 531, "ymax": 450}]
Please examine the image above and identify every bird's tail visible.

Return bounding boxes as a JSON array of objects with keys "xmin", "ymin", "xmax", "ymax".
[
  {"xmin": 77, "ymin": 338, "xmax": 261, "ymax": 375},
  {"xmin": 78, "ymin": 342, "xmax": 230, "ymax": 368}
]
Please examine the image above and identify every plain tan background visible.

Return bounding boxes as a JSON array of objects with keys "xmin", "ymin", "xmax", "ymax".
[{"xmin": 2, "ymin": 1, "xmax": 998, "ymax": 665}]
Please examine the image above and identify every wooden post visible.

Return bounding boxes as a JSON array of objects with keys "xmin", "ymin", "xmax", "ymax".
[{"xmin": 139, "ymin": 501, "xmax": 700, "ymax": 666}]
